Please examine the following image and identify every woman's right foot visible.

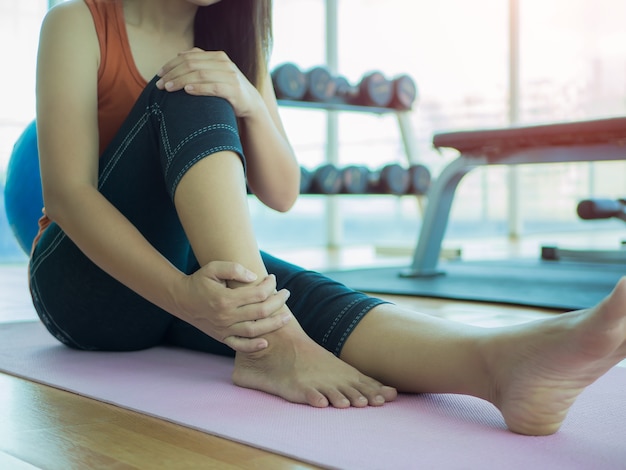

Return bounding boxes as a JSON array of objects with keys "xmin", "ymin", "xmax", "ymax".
[{"xmin": 232, "ymin": 317, "xmax": 398, "ymax": 408}]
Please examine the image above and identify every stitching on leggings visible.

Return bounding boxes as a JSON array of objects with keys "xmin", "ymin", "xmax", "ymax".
[
  {"xmin": 29, "ymin": 227, "xmax": 68, "ymax": 275},
  {"xmin": 149, "ymin": 99, "xmax": 238, "ymax": 177},
  {"xmin": 172, "ymin": 124, "xmax": 238, "ymax": 156},
  {"xmin": 99, "ymin": 105, "xmax": 159, "ymax": 188},
  {"xmin": 31, "ymin": 107, "xmax": 157, "ymax": 275},
  {"xmin": 333, "ymin": 301, "xmax": 384, "ymax": 356},
  {"xmin": 321, "ymin": 298, "xmax": 360, "ymax": 346},
  {"xmin": 161, "ymin": 122, "xmax": 239, "ymax": 176},
  {"xmin": 168, "ymin": 145, "xmax": 242, "ymax": 195},
  {"xmin": 158, "ymin": 108, "xmax": 174, "ymax": 170}
]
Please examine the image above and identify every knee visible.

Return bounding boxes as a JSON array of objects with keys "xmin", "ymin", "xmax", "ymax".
[{"xmin": 158, "ymin": 104, "xmax": 246, "ymax": 199}]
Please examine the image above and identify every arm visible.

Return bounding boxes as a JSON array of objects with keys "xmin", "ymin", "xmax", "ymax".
[
  {"xmin": 157, "ymin": 50, "xmax": 301, "ymax": 212},
  {"xmin": 238, "ymin": 71, "xmax": 302, "ymax": 212},
  {"xmin": 36, "ymin": 3, "xmax": 287, "ymax": 351}
]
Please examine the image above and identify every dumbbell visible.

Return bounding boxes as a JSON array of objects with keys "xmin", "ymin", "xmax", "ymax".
[
  {"xmin": 271, "ymin": 63, "xmax": 307, "ymax": 100},
  {"xmin": 299, "ymin": 166, "xmax": 313, "ymax": 194},
  {"xmin": 577, "ymin": 198, "xmax": 626, "ymax": 222},
  {"xmin": 389, "ymin": 75, "xmax": 418, "ymax": 110},
  {"xmin": 355, "ymin": 71, "xmax": 394, "ymax": 107},
  {"xmin": 304, "ymin": 66, "xmax": 337, "ymax": 103},
  {"xmin": 367, "ymin": 164, "xmax": 410, "ymax": 195},
  {"xmin": 335, "ymin": 72, "xmax": 393, "ymax": 107},
  {"xmin": 340, "ymin": 165, "xmax": 371, "ymax": 194},
  {"xmin": 407, "ymin": 164, "xmax": 431, "ymax": 195},
  {"xmin": 307, "ymin": 164, "xmax": 343, "ymax": 194},
  {"xmin": 334, "ymin": 75, "xmax": 358, "ymax": 104}
]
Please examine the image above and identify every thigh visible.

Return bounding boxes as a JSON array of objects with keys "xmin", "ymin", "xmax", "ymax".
[
  {"xmin": 29, "ymin": 81, "xmax": 191, "ymax": 350},
  {"xmin": 29, "ymin": 223, "xmax": 174, "ymax": 351}
]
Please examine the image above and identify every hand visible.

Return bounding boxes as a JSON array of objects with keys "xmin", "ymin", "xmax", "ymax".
[
  {"xmin": 155, "ymin": 48, "xmax": 262, "ymax": 118},
  {"xmin": 173, "ymin": 261, "xmax": 291, "ymax": 353}
]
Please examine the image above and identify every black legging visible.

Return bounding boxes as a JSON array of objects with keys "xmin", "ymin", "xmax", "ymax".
[{"xmin": 29, "ymin": 77, "xmax": 386, "ymax": 357}]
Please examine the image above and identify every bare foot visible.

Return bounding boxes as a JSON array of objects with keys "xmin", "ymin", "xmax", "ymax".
[
  {"xmin": 487, "ymin": 277, "xmax": 626, "ymax": 435},
  {"xmin": 232, "ymin": 316, "xmax": 398, "ymax": 408}
]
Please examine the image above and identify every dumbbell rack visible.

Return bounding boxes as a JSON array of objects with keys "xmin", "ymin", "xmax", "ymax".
[
  {"xmin": 277, "ymin": 98, "xmax": 422, "ymax": 248},
  {"xmin": 277, "ymin": 99, "xmax": 420, "ymax": 165}
]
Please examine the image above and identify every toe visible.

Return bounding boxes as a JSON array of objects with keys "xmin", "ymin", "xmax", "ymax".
[
  {"xmin": 304, "ymin": 387, "xmax": 330, "ymax": 408},
  {"xmin": 340, "ymin": 387, "xmax": 369, "ymax": 408},
  {"xmin": 357, "ymin": 379, "xmax": 398, "ymax": 406},
  {"xmin": 324, "ymin": 389, "xmax": 352, "ymax": 408},
  {"xmin": 381, "ymin": 385, "xmax": 398, "ymax": 402}
]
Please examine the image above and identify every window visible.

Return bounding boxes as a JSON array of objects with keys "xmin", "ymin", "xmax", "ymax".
[
  {"xmin": 0, "ymin": 0, "xmax": 47, "ymax": 261},
  {"xmin": 1, "ymin": 0, "xmax": 624, "ymax": 263}
]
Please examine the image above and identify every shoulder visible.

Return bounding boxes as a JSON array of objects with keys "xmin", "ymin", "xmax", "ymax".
[
  {"xmin": 39, "ymin": 0, "xmax": 100, "ymax": 71},
  {"xmin": 41, "ymin": 0, "xmax": 97, "ymax": 42},
  {"xmin": 37, "ymin": 1, "xmax": 100, "ymax": 112},
  {"xmin": 43, "ymin": 0, "xmax": 92, "ymax": 23}
]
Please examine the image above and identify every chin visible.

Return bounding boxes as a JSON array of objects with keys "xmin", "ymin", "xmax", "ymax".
[{"xmin": 189, "ymin": 0, "xmax": 223, "ymax": 6}]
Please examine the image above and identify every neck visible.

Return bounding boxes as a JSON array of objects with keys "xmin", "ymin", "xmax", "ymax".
[{"xmin": 123, "ymin": 0, "xmax": 198, "ymax": 37}]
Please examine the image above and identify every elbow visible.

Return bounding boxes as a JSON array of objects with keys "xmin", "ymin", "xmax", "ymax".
[
  {"xmin": 249, "ymin": 170, "xmax": 300, "ymax": 212},
  {"xmin": 264, "ymin": 185, "xmax": 299, "ymax": 213},
  {"xmin": 41, "ymin": 190, "xmax": 66, "ymax": 224},
  {"xmin": 274, "ymin": 192, "xmax": 298, "ymax": 213},
  {"xmin": 274, "ymin": 167, "xmax": 301, "ymax": 212},
  {"xmin": 276, "ymin": 172, "xmax": 300, "ymax": 211},
  {"xmin": 41, "ymin": 184, "xmax": 86, "ymax": 225},
  {"xmin": 41, "ymin": 187, "xmax": 60, "ymax": 220}
]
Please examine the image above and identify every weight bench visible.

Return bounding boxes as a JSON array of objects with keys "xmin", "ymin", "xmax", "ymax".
[{"xmin": 403, "ymin": 116, "xmax": 626, "ymax": 277}]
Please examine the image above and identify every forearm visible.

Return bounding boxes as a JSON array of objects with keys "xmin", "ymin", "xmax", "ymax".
[
  {"xmin": 46, "ymin": 186, "xmax": 184, "ymax": 316},
  {"xmin": 240, "ymin": 97, "xmax": 301, "ymax": 212}
]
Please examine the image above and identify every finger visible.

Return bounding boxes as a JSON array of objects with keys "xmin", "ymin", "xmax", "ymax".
[
  {"xmin": 222, "ymin": 274, "xmax": 280, "ymax": 307},
  {"xmin": 223, "ymin": 335, "xmax": 269, "ymax": 353},
  {"xmin": 237, "ymin": 287, "xmax": 290, "ymax": 320},
  {"xmin": 206, "ymin": 260, "xmax": 259, "ymax": 284},
  {"xmin": 157, "ymin": 53, "xmax": 239, "ymax": 93},
  {"xmin": 160, "ymin": 70, "xmax": 233, "ymax": 95},
  {"xmin": 157, "ymin": 48, "xmax": 204, "ymax": 77},
  {"xmin": 156, "ymin": 60, "xmax": 201, "ymax": 90},
  {"xmin": 156, "ymin": 57, "xmax": 185, "ymax": 81},
  {"xmin": 229, "ymin": 308, "xmax": 292, "ymax": 339},
  {"xmin": 157, "ymin": 52, "xmax": 222, "ymax": 89},
  {"xmin": 156, "ymin": 68, "xmax": 195, "ymax": 92}
]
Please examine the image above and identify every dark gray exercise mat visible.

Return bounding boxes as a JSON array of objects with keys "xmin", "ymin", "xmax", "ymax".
[{"xmin": 324, "ymin": 259, "xmax": 626, "ymax": 311}]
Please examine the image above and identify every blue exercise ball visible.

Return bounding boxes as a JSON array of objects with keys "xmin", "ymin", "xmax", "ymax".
[{"xmin": 4, "ymin": 120, "xmax": 44, "ymax": 254}]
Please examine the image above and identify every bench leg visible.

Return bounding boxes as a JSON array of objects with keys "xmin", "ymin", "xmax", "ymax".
[{"xmin": 401, "ymin": 154, "xmax": 486, "ymax": 277}]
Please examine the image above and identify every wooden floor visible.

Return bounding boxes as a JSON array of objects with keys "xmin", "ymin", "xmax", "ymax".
[{"xmin": 0, "ymin": 237, "xmax": 619, "ymax": 469}]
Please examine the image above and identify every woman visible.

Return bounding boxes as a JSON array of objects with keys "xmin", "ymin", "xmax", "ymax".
[{"xmin": 31, "ymin": 0, "xmax": 626, "ymax": 436}]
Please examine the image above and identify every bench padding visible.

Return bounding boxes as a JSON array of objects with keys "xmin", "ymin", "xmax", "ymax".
[{"xmin": 433, "ymin": 117, "xmax": 626, "ymax": 159}]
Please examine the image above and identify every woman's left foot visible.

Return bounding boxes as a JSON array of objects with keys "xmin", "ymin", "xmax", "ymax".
[{"xmin": 487, "ymin": 277, "xmax": 626, "ymax": 435}]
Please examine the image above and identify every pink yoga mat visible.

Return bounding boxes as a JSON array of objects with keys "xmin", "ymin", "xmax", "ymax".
[{"xmin": 0, "ymin": 321, "xmax": 624, "ymax": 469}]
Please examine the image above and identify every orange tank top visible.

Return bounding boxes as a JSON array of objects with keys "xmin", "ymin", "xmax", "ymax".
[
  {"xmin": 87, "ymin": 0, "xmax": 148, "ymax": 155},
  {"xmin": 32, "ymin": 0, "xmax": 148, "ymax": 251}
]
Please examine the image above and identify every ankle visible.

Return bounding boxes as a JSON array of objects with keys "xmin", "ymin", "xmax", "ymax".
[
  {"xmin": 236, "ymin": 311, "xmax": 305, "ymax": 360},
  {"xmin": 476, "ymin": 330, "xmax": 512, "ymax": 405}
]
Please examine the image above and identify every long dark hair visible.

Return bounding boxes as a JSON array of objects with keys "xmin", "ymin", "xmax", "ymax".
[{"xmin": 194, "ymin": 0, "xmax": 273, "ymax": 87}]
